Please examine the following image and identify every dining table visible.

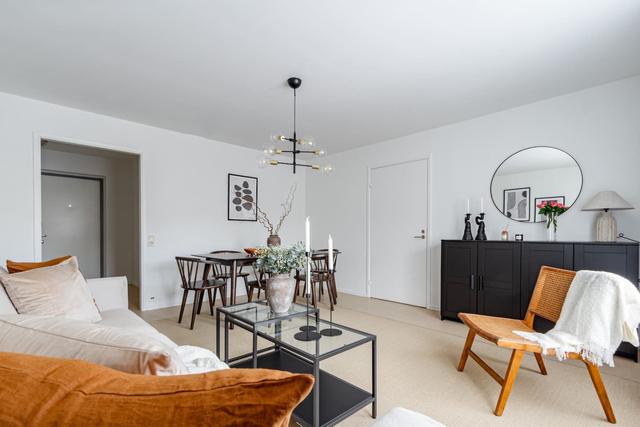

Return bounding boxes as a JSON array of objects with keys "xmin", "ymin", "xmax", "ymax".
[{"xmin": 191, "ymin": 252, "xmax": 257, "ymax": 308}]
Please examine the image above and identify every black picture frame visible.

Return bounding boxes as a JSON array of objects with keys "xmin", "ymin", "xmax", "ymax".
[
  {"xmin": 534, "ymin": 196, "xmax": 565, "ymax": 223},
  {"xmin": 502, "ymin": 187, "xmax": 531, "ymax": 222},
  {"xmin": 227, "ymin": 173, "xmax": 258, "ymax": 221}
]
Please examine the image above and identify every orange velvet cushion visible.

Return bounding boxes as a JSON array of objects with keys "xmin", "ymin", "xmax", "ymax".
[
  {"xmin": 6, "ymin": 256, "xmax": 72, "ymax": 274},
  {"xmin": 0, "ymin": 352, "xmax": 313, "ymax": 427}
]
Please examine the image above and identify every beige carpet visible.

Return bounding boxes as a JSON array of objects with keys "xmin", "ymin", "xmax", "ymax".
[{"xmin": 135, "ymin": 291, "xmax": 640, "ymax": 426}]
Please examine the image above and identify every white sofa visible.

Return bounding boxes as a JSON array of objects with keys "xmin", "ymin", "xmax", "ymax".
[{"xmin": 0, "ymin": 275, "xmax": 226, "ymax": 373}]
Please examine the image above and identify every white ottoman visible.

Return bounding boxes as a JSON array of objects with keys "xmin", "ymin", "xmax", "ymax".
[{"xmin": 372, "ymin": 407, "xmax": 445, "ymax": 427}]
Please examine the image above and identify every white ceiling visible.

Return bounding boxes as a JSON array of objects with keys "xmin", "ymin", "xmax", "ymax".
[
  {"xmin": 1, "ymin": 1, "xmax": 639, "ymax": 153},
  {"xmin": 495, "ymin": 147, "xmax": 579, "ymax": 176}
]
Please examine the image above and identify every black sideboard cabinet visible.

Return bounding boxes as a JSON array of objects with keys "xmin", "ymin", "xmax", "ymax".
[{"xmin": 441, "ymin": 240, "xmax": 640, "ymax": 361}]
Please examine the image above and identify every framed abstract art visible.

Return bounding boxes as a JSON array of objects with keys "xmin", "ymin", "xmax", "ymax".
[{"xmin": 228, "ymin": 174, "xmax": 258, "ymax": 221}]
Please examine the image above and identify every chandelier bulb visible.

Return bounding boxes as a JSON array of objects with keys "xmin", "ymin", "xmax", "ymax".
[{"xmin": 322, "ymin": 164, "xmax": 334, "ymax": 175}]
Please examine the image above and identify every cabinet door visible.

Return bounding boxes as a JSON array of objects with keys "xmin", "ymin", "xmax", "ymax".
[
  {"xmin": 521, "ymin": 243, "xmax": 573, "ymax": 319},
  {"xmin": 574, "ymin": 244, "xmax": 639, "ymax": 283},
  {"xmin": 441, "ymin": 241, "xmax": 477, "ymax": 320},
  {"xmin": 477, "ymin": 242, "xmax": 521, "ymax": 319}
]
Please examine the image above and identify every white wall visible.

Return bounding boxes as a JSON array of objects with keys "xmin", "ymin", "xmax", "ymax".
[
  {"xmin": 41, "ymin": 148, "xmax": 140, "ymax": 284},
  {"xmin": 307, "ymin": 76, "xmax": 640, "ymax": 309},
  {"xmin": 0, "ymin": 92, "xmax": 306, "ymax": 310}
]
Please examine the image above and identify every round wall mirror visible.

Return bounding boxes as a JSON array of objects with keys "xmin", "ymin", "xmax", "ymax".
[{"xmin": 490, "ymin": 146, "xmax": 583, "ymax": 223}]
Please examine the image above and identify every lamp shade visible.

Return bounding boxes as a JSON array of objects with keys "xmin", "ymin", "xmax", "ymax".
[{"xmin": 582, "ymin": 191, "xmax": 634, "ymax": 211}]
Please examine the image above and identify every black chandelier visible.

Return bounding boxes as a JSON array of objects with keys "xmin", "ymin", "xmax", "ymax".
[{"xmin": 258, "ymin": 77, "xmax": 333, "ymax": 174}]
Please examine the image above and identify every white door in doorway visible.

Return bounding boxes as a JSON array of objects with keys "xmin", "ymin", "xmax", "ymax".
[
  {"xmin": 370, "ymin": 159, "xmax": 428, "ymax": 306},
  {"xmin": 42, "ymin": 173, "xmax": 102, "ymax": 278}
]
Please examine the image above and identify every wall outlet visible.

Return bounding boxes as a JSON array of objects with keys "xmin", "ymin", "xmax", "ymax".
[{"xmin": 147, "ymin": 234, "xmax": 156, "ymax": 247}]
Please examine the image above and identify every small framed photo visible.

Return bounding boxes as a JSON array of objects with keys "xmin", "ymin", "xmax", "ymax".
[
  {"xmin": 228, "ymin": 174, "xmax": 258, "ymax": 221},
  {"xmin": 503, "ymin": 187, "xmax": 531, "ymax": 222},
  {"xmin": 534, "ymin": 196, "xmax": 565, "ymax": 223}
]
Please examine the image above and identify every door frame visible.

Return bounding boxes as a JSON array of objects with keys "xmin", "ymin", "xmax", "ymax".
[
  {"xmin": 32, "ymin": 133, "xmax": 145, "ymax": 307},
  {"xmin": 366, "ymin": 156, "xmax": 432, "ymax": 308},
  {"xmin": 41, "ymin": 170, "xmax": 106, "ymax": 277}
]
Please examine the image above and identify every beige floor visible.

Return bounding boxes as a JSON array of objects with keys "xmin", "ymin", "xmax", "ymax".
[{"xmin": 132, "ymin": 288, "xmax": 640, "ymax": 426}]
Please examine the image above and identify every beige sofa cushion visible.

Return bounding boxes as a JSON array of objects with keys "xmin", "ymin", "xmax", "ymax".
[
  {"xmin": 0, "ymin": 314, "xmax": 186, "ymax": 375},
  {"xmin": 0, "ymin": 257, "xmax": 101, "ymax": 322},
  {"xmin": 0, "ymin": 267, "xmax": 18, "ymax": 315}
]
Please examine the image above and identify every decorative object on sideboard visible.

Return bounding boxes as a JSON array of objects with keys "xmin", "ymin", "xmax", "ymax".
[
  {"xmin": 251, "ymin": 184, "xmax": 296, "ymax": 246},
  {"xmin": 515, "ymin": 233, "xmax": 524, "ymax": 241},
  {"xmin": 534, "ymin": 196, "xmax": 565, "ymax": 222},
  {"xmin": 462, "ymin": 213, "xmax": 474, "ymax": 240},
  {"xmin": 490, "ymin": 146, "xmax": 583, "ymax": 223},
  {"xmin": 475, "ymin": 213, "xmax": 487, "ymax": 241},
  {"xmin": 255, "ymin": 243, "xmax": 306, "ymax": 314},
  {"xmin": 582, "ymin": 191, "xmax": 634, "ymax": 242},
  {"xmin": 500, "ymin": 224, "xmax": 509, "ymax": 241},
  {"xmin": 227, "ymin": 174, "xmax": 258, "ymax": 221},
  {"xmin": 258, "ymin": 77, "xmax": 333, "ymax": 175},
  {"xmin": 536, "ymin": 199, "xmax": 568, "ymax": 241},
  {"xmin": 618, "ymin": 233, "xmax": 640, "ymax": 244}
]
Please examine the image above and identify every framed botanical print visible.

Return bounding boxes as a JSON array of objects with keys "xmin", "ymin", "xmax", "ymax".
[
  {"xmin": 502, "ymin": 187, "xmax": 531, "ymax": 222},
  {"xmin": 534, "ymin": 196, "xmax": 565, "ymax": 223},
  {"xmin": 228, "ymin": 174, "xmax": 258, "ymax": 221}
]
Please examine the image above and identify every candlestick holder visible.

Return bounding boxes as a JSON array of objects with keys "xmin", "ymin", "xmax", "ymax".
[
  {"xmin": 475, "ymin": 213, "xmax": 487, "ymax": 240},
  {"xmin": 320, "ymin": 269, "xmax": 342, "ymax": 337},
  {"xmin": 462, "ymin": 214, "xmax": 473, "ymax": 240},
  {"xmin": 295, "ymin": 251, "xmax": 321, "ymax": 341}
]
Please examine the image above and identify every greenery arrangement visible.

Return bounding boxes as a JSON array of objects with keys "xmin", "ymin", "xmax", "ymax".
[
  {"xmin": 255, "ymin": 242, "xmax": 306, "ymax": 275},
  {"xmin": 537, "ymin": 200, "xmax": 568, "ymax": 232}
]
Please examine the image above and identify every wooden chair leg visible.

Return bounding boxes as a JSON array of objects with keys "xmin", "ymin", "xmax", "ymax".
[
  {"xmin": 247, "ymin": 286, "xmax": 254, "ymax": 302},
  {"xmin": 534, "ymin": 353, "xmax": 547, "ymax": 375},
  {"xmin": 220, "ymin": 286, "xmax": 227, "ymax": 306},
  {"xmin": 584, "ymin": 361, "xmax": 616, "ymax": 423},
  {"xmin": 494, "ymin": 350, "xmax": 524, "ymax": 416},
  {"xmin": 197, "ymin": 290, "xmax": 205, "ymax": 314},
  {"xmin": 178, "ymin": 290, "xmax": 188, "ymax": 323},
  {"xmin": 190, "ymin": 290, "xmax": 201, "ymax": 330},
  {"xmin": 212, "ymin": 287, "xmax": 218, "ymax": 306},
  {"xmin": 457, "ymin": 330, "xmax": 476, "ymax": 372},
  {"xmin": 207, "ymin": 288, "xmax": 214, "ymax": 315}
]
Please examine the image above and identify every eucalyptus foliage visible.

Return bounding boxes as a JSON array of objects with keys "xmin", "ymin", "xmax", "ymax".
[{"xmin": 255, "ymin": 242, "xmax": 306, "ymax": 275}]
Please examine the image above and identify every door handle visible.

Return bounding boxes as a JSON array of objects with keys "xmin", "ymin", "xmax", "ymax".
[
  {"xmin": 41, "ymin": 234, "xmax": 47, "ymax": 245},
  {"xmin": 412, "ymin": 229, "xmax": 426, "ymax": 239},
  {"xmin": 470, "ymin": 274, "xmax": 475, "ymax": 290}
]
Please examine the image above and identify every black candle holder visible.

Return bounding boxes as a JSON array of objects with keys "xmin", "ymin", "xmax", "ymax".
[
  {"xmin": 462, "ymin": 214, "xmax": 473, "ymax": 240},
  {"xmin": 475, "ymin": 213, "xmax": 487, "ymax": 240},
  {"xmin": 295, "ymin": 251, "xmax": 321, "ymax": 341},
  {"xmin": 320, "ymin": 269, "xmax": 342, "ymax": 337}
]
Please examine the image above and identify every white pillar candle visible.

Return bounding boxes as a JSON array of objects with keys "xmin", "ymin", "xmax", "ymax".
[
  {"xmin": 466, "ymin": 199, "xmax": 470, "ymax": 214},
  {"xmin": 305, "ymin": 217, "xmax": 311, "ymax": 253},
  {"xmin": 328, "ymin": 235, "xmax": 334, "ymax": 271},
  {"xmin": 480, "ymin": 197, "xmax": 484, "ymax": 213}
]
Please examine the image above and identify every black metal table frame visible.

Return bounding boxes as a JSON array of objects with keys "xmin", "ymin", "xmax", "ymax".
[{"xmin": 215, "ymin": 305, "xmax": 377, "ymax": 427}]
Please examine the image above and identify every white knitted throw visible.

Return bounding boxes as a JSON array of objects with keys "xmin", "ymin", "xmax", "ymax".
[{"xmin": 514, "ymin": 270, "xmax": 640, "ymax": 367}]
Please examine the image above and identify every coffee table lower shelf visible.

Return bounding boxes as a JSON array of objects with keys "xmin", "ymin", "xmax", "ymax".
[{"xmin": 232, "ymin": 349, "xmax": 374, "ymax": 427}]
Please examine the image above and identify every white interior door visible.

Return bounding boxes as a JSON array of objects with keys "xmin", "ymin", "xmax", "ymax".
[
  {"xmin": 42, "ymin": 173, "xmax": 103, "ymax": 278},
  {"xmin": 370, "ymin": 159, "xmax": 428, "ymax": 306}
]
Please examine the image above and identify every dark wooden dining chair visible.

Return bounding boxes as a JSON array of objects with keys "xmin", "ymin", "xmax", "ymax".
[
  {"xmin": 294, "ymin": 251, "xmax": 339, "ymax": 309},
  {"xmin": 175, "ymin": 256, "xmax": 227, "ymax": 330},
  {"xmin": 245, "ymin": 269, "xmax": 267, "ymax": 302}
]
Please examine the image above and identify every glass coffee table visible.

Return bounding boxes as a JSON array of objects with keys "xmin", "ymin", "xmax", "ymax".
[{"xmin": 216, "ymin": 301, "xmax": 377, "ymax": 427}]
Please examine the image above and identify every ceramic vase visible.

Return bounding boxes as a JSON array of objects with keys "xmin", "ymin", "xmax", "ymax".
[
  {"xmin": 267, "ymin": 234, "xmax": 281, "ymax": 247},
  {"xmin": 265, "ymin": 274, "xmax": 294, "ymax": 314}
]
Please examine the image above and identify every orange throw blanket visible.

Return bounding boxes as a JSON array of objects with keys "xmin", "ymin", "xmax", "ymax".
[{"xmin": 0, "ymin": 352, "xmax": 313, "ymax": 426}]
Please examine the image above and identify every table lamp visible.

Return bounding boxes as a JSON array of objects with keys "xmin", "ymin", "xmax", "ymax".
[{"xmin": 582, "ymin": 191, "xmax": 634, "ymax": 241}]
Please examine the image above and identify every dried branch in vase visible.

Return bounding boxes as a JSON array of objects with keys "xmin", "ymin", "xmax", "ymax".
[{"xmin": 251, "ymin": 184, "xmax": 297, "ymax": 236}]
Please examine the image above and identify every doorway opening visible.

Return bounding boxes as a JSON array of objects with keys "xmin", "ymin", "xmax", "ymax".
[{"xmin": 40, "ymin": 139, "xmax": 141, "ymax": 309}]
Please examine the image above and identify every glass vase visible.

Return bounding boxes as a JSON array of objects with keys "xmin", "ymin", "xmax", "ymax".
[{"xmin": 546, "ymin": 213, "xmax": 557, "ymax": 241}]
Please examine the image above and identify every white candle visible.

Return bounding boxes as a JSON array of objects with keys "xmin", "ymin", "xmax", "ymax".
[
  {"xmin": 466, "ymin": 199, "xmax": 470, "ymax": 214},
  {"xmin": 328, "ymin": 235, "xmax": 334, "ymax": 271},
  {"xmin": 480, "ymin": 197, "xmax": 484, "ymax": 213},
  {"xmin": 305, "ymin": 217, "xmax": 310, "ymax": 253}
]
